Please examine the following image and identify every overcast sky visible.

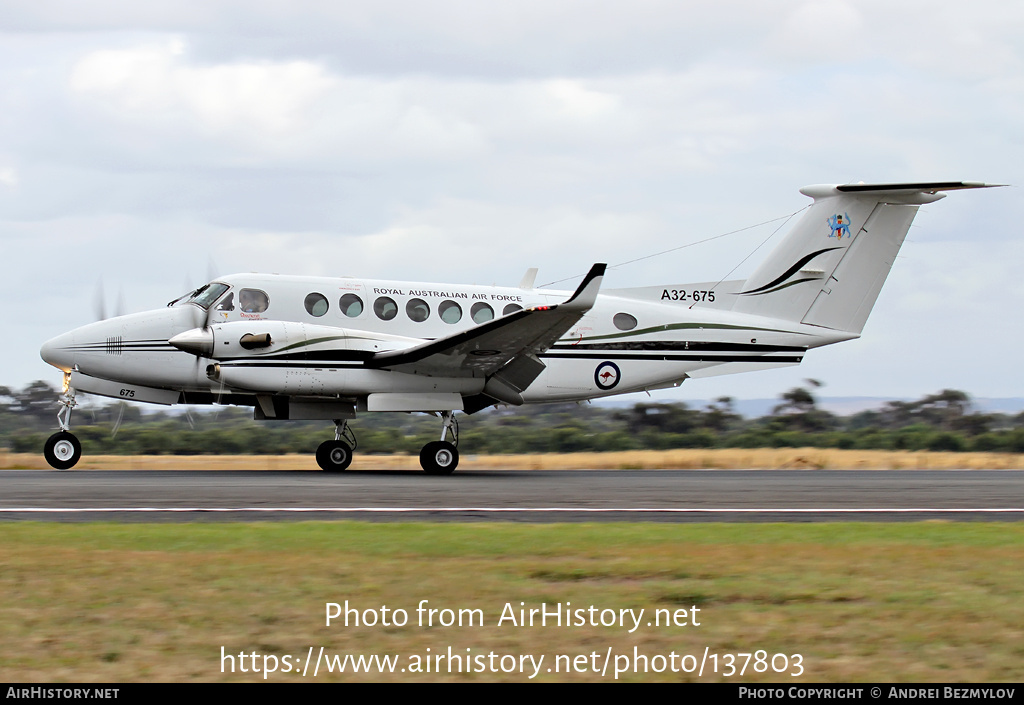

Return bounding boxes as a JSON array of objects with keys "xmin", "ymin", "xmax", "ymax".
[{"xmin": 3, "ymin": 1, "xmax": 1021, "ymax": 405}]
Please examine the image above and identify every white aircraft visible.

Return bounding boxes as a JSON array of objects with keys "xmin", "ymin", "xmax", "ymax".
[{"xmin": 39, "ymin": 181, "xmax": 995, "ymax": 472}]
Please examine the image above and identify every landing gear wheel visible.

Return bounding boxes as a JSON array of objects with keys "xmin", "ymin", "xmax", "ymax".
[
  {"xmin": 316, "ymin": 440, "xmax": 353, "ymax": 472},
  {"xmin": 420, "ymin": 441, "xmax": 459, "ymax": 475},
  {"xmin": 44, "ymin": 431, "xmax": 81, "ymax": 470}
]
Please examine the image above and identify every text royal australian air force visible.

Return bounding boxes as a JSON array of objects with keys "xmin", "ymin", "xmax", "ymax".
[{"xmin": 373, "ymin": 286, "xmax": 524, "ymax": 303}]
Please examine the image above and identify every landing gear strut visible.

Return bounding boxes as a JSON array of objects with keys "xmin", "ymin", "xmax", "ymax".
[
  {"xmin": 420, "ymin": 411, "xmax": 459, "ymax": 475},
  {"xmin": 316, "ymin": 419, "xmax": 356, "ymax": 472},
  {"xmin": 44, "ymin": 375, "xmax": 82, "ymax": 470}
]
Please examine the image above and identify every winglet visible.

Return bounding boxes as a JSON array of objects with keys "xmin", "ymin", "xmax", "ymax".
[{"xmin": 562, "ymin": 263, "xmax": 606, "ymax": 311}]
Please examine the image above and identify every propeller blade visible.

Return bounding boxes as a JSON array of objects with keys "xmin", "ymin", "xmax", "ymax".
[
  {"xmin": 94, "ymin": 279, "xmax": 106, "ymax": 321},
  {"xmin": 114, "ymin": 287, "xmax": 126, "ymax": 318},
  {"xmin": 110, "ymin": 401, "xmax": 126, "ymax": 439}
]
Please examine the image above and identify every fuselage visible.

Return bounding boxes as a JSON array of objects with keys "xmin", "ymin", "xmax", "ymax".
[{"xmin": 40, "ymin": 271, "xmax": 850, "ymax": 409}]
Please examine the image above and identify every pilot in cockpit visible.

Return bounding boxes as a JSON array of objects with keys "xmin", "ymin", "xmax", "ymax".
[{"xmin": 217, "ymin": 292, "xmax": 234, "ymax": 312}]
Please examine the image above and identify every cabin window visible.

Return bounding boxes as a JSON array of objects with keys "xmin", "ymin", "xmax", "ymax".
[
  {"xmin": 613, "ymin": 312, "xmax": 638, "ymax": 331},
  {"xmin": 439, "ymin": 300, "xmax": 462, "ymax": 324},
  {"xmin": 339, "ymin": 293, "xmax": 363, "ymax": 318},
  {"xmin": 304, "ymin": 293, "xmax": 329, "ymax": 317},
  {"xmin": 374, "ymin": 296, "xmax": 398, "ymax": 320},
  {"xmin": 502, "ymin": 303, "xmax": 523, "ymax": 316},
  {"xmin": 471, "ymin": 302, "xmax": 494, "ymax": 324},
  {"xmin": 239, "ymin": 289, "xmax": 269, "ymax": 313},
  {"xmin": 406, "ymin": 298, "xmax": 430, "ymax": 322}
]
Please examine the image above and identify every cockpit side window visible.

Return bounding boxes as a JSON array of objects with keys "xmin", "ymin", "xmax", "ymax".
[
  {"xmin": 190, "ymin": 283, "xmax": 230, "ymax": 310},
  {"xmin": 216, "ymin": 292, "xmax": 235, "ymax": 312},
  {"xmin": 239, "ymin": 288, "xmax": 270, "ymax": 313}
]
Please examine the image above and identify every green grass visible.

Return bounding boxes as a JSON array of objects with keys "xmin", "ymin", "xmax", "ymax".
[{"xmin": 1, "ymin": 522, "xmax": 1022, "ymax": 682}]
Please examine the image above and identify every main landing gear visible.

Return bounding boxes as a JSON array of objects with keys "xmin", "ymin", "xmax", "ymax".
[
  {"xmin": 315, "ymin": 411, "xmax": 460, "ymax": 475},
  {"xmin": 44, "ymin": 377, "xmax": 82, "ymax": 470},
  {"xmin": 420, "ymin": 411, "xmax": 459, "ymax": 475},
  {"xmin": 316, "ymin": 420, "xmax": 357, "ymax": 472}
]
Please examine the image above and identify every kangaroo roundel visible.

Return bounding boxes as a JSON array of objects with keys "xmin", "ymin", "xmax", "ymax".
[{"xmin": 595, "ymin": 361, "xmax": 621, "ymax": 390}]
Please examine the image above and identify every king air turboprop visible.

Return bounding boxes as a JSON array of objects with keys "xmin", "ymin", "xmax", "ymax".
[{"xmin": 40, "ymin": 182, "xmax": 995, "ymax": 472}]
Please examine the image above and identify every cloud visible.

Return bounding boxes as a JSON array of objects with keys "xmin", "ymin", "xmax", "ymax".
[
  {"xmin": 70, "ymin": 39, "xmax": 335, "ymax": 136},
  {"xmin": 773, "ymin": 0, "xmax": 866, "ymax": 61}
]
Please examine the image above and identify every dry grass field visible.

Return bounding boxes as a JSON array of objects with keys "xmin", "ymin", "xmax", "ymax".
[{"xmin": 2, "ymin": 447, "xmax": 1022, "ymax": 471}]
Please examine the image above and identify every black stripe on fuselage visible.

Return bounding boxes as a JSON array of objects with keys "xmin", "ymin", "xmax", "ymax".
[
  {"xmin": 216, "ymin": 361, "xmax": 368, "ymax": 370},
  {"xmin": 216, "ymin": 350, "xmax": 376, "ymax": 363},
  {"xmin": 68, "ymin": 339, "xmax": 177, "ymax": 350},
  {"xmin": 223, "ymin": 340, "xmax": 805, "ymax": 363},
  {"xmin": 540, "ymin": 353, "xmax": 804, "ymax": 363},
  {"xmin": 216, "ymin": 353, "xmax": 805, "ymax": 370},
  {"xmin": 550, "ymin": 341, "xmax": 805, "ymax": 353}
]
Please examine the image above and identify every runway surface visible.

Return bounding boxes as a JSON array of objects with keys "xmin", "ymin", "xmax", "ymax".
[{"xmin": 2, "ymin": 468, "xmax": 1022, "ymax": 522}]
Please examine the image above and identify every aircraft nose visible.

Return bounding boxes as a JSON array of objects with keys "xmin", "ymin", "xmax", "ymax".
[{"xmin": 40, "ymin": 330, "xmax": 76, "ymax": 372}]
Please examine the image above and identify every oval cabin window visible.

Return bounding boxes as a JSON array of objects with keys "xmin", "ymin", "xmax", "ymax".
[
  {"xmin": 439, "ymin": 300, "xmax": 462, "ymax": 324},
  {"xmin": 374, "ymin": 296, "xmax": 398, "ymax": 321},
  {"xmin": 406, "ymin": 298, "xmax": 430, "ymax": 322},
  {"xmin": 613, "ymin": 312, "xmax": 638, "ymax": 331},
  {"xmin": 305, "ymin": 293, "xmax": 329, "ymax": 317},
  {"xmin": 471, "ymin": 302, "xmax": 494, "ymax": 324},
  {"xmin": 339, "ymin": 293, "xmax": 363, "ymax": 318}
]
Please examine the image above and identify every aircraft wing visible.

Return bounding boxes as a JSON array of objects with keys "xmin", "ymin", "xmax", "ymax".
[{"xmin": 368, "ymin": 264, "xmax": 606, "ymax": 394}]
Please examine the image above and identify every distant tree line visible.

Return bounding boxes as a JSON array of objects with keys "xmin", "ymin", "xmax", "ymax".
[{"xmin": 2, "ymin": 380, "xmax": 1023, "ymax": 456}]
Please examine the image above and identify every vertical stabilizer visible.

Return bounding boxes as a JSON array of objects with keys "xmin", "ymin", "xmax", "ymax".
[{"xmin": 731, "ymin": 182, "xmax": 995, "ymax": 334}]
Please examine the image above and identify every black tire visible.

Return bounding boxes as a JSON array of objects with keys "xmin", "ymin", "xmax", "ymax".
[
  {"xmin": 420, "ymin": 441, "xmax": 459, "ymax": 475},
  {"xmin": 316, "ymin": 440, "xmax": 353, "ymax": 472},
  {"xmin": 44, "ymin": 431, "xmax": 82, "ymax": 470}
]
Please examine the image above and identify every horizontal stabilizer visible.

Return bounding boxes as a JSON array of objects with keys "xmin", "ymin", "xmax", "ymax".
[
  {"xmin": 801, "ymin": 181, "xmax": 1003, "ymax": 204},
  {"xmin": 834, "ymin": 181, "xmax": 1000, "ymax": 193}
]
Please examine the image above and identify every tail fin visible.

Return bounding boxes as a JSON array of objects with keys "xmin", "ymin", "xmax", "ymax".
[{"xmin": 731, "ymin": 182, "xmax": 997, "ymax": 333}]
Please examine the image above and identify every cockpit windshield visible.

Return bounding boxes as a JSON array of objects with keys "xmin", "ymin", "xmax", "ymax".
[{"xmin": 167, "ymin": 282, "xmax": 231, "ymax": 310}]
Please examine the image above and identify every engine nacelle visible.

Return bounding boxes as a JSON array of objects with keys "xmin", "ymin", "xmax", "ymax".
[
  {"xmin": 169, "ymin": 321, "xmax": 446, "ymax": 395},
  {"xmin": 169, "ymin": 321, "xmax": 418, "ymax": 361}
]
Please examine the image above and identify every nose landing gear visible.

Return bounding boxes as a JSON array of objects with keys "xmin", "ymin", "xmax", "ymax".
[
  {"xmin": 44, "ymin": 376, "xmax": 82, "ymax": 469},
  {"xmin": 44, "ymin": 431, "xmax": 81, "ymax": 470}
]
